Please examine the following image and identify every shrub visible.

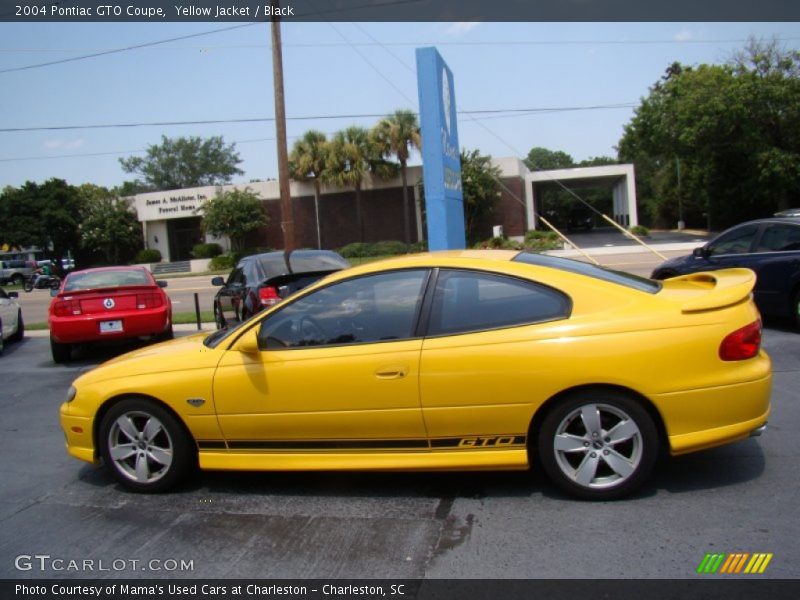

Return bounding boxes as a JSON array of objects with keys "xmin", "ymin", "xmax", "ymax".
[
  {"xmin": 135, "ymin": 248, "xmax": 162, "ymax": 264},
  {"xmin": 629, "ymin": 225, "xmax": 651, "ymax": 237},
  {"xmin": 523, "ymin": 230, "xmax": 562, "ymax": 252},
  {"xmin": 191, "ymin": 242, "xmax": 223, "ymax": 259},
  {"xmin": 473, "ymin": 236, "xmax": 522, "ymax": 250},
  {"xmin": 338, "ymin": 242, "xmax": 375, "ymax": 258},
  {"xmin": 409, "ymin": 240, "xmax": 428, "ymax": 253},
  {"xmin": 371, "ymin": 240, "xmax": 408, "ymax": 256},
  {"xmin": 209, "ymin": 254, "xmax": 235, "ymax": 271}
]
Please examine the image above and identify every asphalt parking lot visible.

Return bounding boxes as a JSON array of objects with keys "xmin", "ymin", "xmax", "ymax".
[{"xmin": 0, "ymin": 320, "xmax": 798, "ymax": 581}]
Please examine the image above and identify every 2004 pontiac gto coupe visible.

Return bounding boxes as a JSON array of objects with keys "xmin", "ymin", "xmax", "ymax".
[{"xmin": 60, "ymin": 251, "xmax": 771, "ymax": 500}]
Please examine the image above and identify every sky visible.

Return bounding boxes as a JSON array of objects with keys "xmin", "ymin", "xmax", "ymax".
[{"xmin": 0, "ymin": 20, "xmax": 799, "ymax": 190}]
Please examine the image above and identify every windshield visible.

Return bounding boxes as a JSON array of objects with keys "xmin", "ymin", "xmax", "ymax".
[{"xmin": 64, "ymin": 269, "xmax": 152, "ymax": 292}]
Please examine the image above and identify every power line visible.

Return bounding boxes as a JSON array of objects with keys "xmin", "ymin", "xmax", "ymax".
[
  {"xmin": 0, "ymin": 104, "xmax": 636, "ymax": 133},
  {"xmin": 4, "ymin": 37, "xmax": 799, "ymax": 53}
]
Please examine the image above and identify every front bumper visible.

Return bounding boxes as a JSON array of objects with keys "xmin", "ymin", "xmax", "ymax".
[{"xmin": 60, "ymin": 402, "xmax": 98, "ymax": 464}]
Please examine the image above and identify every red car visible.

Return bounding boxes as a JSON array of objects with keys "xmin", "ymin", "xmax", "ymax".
[{"xmin": 48, "ymin": 266, "xmax": 172, "ymax": 363}]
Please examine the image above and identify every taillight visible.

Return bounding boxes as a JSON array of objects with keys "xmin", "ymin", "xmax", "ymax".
[
  {"xmin": 259, "ymin": 286, "xmax": 281, "ymax": 307},
  {"xmin": 53, "ymin": 298, "xmax": 82, "ymax": 317},
  {"xmin": 719, "ymin": 320, "xmax": 762, "ymax": 361},
  {"xmin": 136, "ymin": 292, "xmax": 163, "ymax": 309}
]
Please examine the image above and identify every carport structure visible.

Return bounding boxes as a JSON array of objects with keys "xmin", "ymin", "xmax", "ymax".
[{"xmin": 523, "ymin": 164, "xmax": 638, "ymax": 230}]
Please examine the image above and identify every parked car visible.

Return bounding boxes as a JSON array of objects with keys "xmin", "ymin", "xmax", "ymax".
[
  {"xmin": 48, "ymin": 266, "xmax": 172, "ymax": 363},
  {"xmin": 0, "ymin": 259, "xmax": 34, "ymax": 286},
  {"xmin": 61, "ymin": 251, "xmax": 770, "ymax": 499},
  {"xmin": 651, "ymin": 217, "xmax": 800, "ymax": 327},
  {"xmin": 212, "ymin": 250, "xmax": 350, "ymax": 329},
  {"xmin": 0, "ymin": 287, "xmax": 24, "ymax": 354}
]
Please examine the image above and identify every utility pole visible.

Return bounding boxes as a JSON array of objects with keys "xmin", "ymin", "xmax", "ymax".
[{"xmin": 271, "ymin": 1, "xmax": 295, "ymax": 252}]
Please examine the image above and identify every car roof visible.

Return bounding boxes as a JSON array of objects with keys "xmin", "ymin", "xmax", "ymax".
[
  {"xmin": 736, "ymin": 217, "xmax": 800, "ymax": 227},
  {"xmin": 241, "ymin": 250, "xmax": 350, "ymax": 279},
  {"xmin": 66, "ymin": 266, "xmax": 151, "ymax": 276}
]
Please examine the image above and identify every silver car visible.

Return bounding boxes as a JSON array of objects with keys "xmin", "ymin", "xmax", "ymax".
[{"xmin": 0, "ymin": 287, "xmax": 24, "ymax": 354}]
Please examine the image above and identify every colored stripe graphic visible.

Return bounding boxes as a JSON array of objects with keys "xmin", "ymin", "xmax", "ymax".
[{"xmin": 697, "ymin": 553, "xmax": 773, "ymax": 575}]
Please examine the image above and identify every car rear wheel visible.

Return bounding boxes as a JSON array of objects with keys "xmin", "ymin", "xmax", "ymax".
[
  {"xmin": 9, "ymin": 310, "xmax": 23, "ymax": 343},
  {"xmin": 0, "ymin": 321, "xmax": 4, "ymax": 355},
  {"xmin": 50, "ymin": 336, "xmax": 72, "ymax": 363},
  {"xmin": 537, "ymin": 390, "xmax": 658, "ymax": 500},
  {"xmin": 12, "ymin": 274, "xmax": 24, "ymax": 286},
  {"xmin": 99, "ymin": 398, "xmax": 195, "ymax": 493},
  {"xmin": 792, "ymin": 290, "xmax": 800, "ymax": 329}
]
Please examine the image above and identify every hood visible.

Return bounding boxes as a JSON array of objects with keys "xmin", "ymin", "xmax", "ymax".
[{"xmin": 74, "ymin": 332, "xmax": 222, "ymax": 386}]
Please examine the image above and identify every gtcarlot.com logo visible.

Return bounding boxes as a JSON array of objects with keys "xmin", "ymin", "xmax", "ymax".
[{"xmin": 696, "ymin": 552, "xmax": 773, "ymax": 575}]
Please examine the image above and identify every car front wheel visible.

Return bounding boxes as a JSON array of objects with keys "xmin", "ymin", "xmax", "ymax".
[
  {"xmin": 99, "ymin": 399, "xmax": 195, "ymax": 493},
  {"xmin": 537, "ymin": 390, "xmax": 658, "ymax": 500}
]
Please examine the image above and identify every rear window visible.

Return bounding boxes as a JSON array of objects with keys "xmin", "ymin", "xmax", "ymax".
[
  {"xmin": 513, "ymin": 252, "xmax": 661, "ymax": 294},
  {"xmin": 255, "ymin": 251, "xmax": 349, "ymax": 280},
  {"xmin": 64, "ymin": 269, "xmax": 152, "ymax": 292}
]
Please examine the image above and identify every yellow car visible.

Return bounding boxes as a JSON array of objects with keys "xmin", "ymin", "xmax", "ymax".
[{"xmin": 60, "ymin": 251, "xmax": 771, "ymax": 500}]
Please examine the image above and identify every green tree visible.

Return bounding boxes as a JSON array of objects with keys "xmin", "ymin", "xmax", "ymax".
[
  {"xmin": 325, "ymin": 126, "xmax": 397, "ymax": 242},
  {"xmin": 198, "ymin": 187, "xmax": 268, "ymax": 252},
  {"xmin": 461, "ymin": 149, "xmax": 502, "ymax": 243},
  {"xmin": 0, "ymin": 179, "xmax": 85, "ymax": 259},
  {"xmin": 372, "ymin": 109, "xmax": 421, "ymax": 245},
  {"xmin": 289, "ymin": 130, "xmax": 329, "ymax": 249},
  {"xmin": 523, "ymin": 147, "xmax": 575, "ymax": 171},
  {"xmin": 618, "ymin": 40, "xmax": 800, "ymax": 229},
  {"xmin": 119, "ymin": 135, "xmax": 244, "ymax": 192},
  {"xmin": 78, "ymin": 185, "xmax": 143, "ymax": 265}
]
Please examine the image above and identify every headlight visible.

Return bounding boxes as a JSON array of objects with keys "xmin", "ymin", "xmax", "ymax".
[{"xmin": 66, "ymin": 386, "xmax": 77, "ymax": 403}]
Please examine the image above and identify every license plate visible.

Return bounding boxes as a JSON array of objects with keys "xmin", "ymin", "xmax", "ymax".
[{"xmin": 99, "ymin": 320, "xmax": 123, "ymax": 333}]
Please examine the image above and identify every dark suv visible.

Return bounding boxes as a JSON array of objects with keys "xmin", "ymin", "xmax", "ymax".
[
  {"xmin": 212, "ymin": 250, "xmax": 350, "ymax": 328},
  {"xmin": 652, "ymin": 217, "xmax": 800, "ymax": 326}
]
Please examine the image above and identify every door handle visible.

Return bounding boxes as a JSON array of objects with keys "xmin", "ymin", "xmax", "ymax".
[{"xmin": 375, "ymin": 366, "xmax": 408, "ymax": 380}]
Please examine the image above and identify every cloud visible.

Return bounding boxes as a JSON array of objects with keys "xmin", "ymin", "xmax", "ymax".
[
  {"xmin": 43, "ymin": 139, "xmax": 85, "ymax": 150},
  {"xmin": 445, "ymin": 22, "xmax": 481, "ymax": 36},
  {"xmin": 674, "ymin": 28, "xmax": 695, "ymax": 42}
]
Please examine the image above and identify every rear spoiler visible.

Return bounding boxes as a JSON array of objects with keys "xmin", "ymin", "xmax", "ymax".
[{"xmin": 663, "ymin": 269, "xmax": 756, "ymax": 313}]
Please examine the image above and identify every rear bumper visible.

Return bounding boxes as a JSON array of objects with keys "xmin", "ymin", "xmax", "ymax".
[
  {"xmin": 655, "ymin": 373, "xmax": 772, "ymax": 455},
  {"xmin": 50, "ymin": 307, "xmax": 170, "ymax": 344}
]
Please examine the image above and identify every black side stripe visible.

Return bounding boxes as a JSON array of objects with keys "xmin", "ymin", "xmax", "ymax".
[{"xmin": 198, "ymin": 436, "xmax": 527, "ymax": 452}]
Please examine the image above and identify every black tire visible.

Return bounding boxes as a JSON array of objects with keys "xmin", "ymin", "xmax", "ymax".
[
  {"xmin": 50, "ymin": 336, "xmax": 72, "ymax": 363},
  {"xmin": 158, "ymin": 324, "xmax": 174, "ymax": 342},
  {"xmin": 99, "ymin": 398, "xmax": 195, "ymax": 493},
  {"xmin": 12, "ymin": 274, "xmax": 24, "ymax": 286},
  {"xmin": 792, "ymin": 289, "xmax": 800, "ymax": 330},
  {"xmin": 214, "ymin": 305, "xmax": 226, "ymax": 329},
  {"xmin": 9, "ymin": 310, "xmax": 23, "ymax": 343},
  {"xmin": 537, "ymin": 390, "xmax": 659, "ymax": 500},
  {"xmin": 23, "ymin": 279, "xmax": 33, "ymax": 293},
  {"xmin": 49, "ymin": 278, "xmax": 61, "ymax": 290},
  {"xmin": 0, "ymin": 320, "xmax": 4, "ymax": 355}
]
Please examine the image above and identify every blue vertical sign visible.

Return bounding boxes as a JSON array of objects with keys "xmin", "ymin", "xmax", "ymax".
[{"xmin": 416, "ymin": 47, "xmax": 465, "ymax": 250}]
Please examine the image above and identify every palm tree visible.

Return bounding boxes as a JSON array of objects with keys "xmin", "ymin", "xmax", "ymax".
[
  {"xmin": 326, "ymin": 126, "xmax": 397, "ymax": 242},
  {"xmin": 289, "ymin": 130, "xmax": 328, "ymax": 249},
  {"xmin": 372, "ymin": 109, "xmax": 422, "ymax": 245}
]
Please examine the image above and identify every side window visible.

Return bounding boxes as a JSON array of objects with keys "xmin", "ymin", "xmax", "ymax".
[
  {"xmin": 227, "ymin": 268, "xmax": 244, "ymax": 287},
  {"xmin": 708, "ymin": 224, "xmax": 759, "ymax": 256},
  {"xmin": 427, "ymin": 270, "xmax": 570, "ymax": 336},
  {"xmin": 757, "ymin": 224, "xmax": 800, "ymax": 252},
  {"xmin": 258, "ymin": 270, "xmax": 429, "ymax": 349}
]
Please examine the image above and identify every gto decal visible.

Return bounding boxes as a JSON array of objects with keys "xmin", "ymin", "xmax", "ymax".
[{"xmin": 458, "ymin": 436, "xmax": 518, "ymax": 448}]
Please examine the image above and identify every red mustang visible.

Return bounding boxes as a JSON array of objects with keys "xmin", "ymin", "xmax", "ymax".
[{"xmin": 49, "ymin": 266, "xmax": 172, "ymax": 363}]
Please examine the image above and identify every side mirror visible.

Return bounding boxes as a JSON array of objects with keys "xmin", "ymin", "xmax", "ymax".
[
  {"xmin": 237, "ymin": 329, "xmax": 261, "ymax": 355},
  {"xmin": 692, "ymin": 246, "xmax": 708, "ymax": 258},
  {"xmin": 8, "ymin": 291, "xmax": 18, "ymax": 299},
  {"xmin": 156, "ymin": 280, "xmax": 168, "ymax": 288},
  {"xmin": 211, "ymin": 276, "xmax": 225, "ymax": 287}
]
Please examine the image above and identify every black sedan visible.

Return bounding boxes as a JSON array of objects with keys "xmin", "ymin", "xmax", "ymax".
[
  {"xmin": 651, "ymin": 217, "xmax": 800, "ymax": 327},
  {"xmin": 212, "ymin": 250, "xmax": 350, "ymax": 329}
]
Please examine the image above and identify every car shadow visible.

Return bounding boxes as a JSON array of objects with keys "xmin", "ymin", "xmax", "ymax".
[{"xmin": 73, "ymin": 438, "xmax": 766, "ymax": 504}]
